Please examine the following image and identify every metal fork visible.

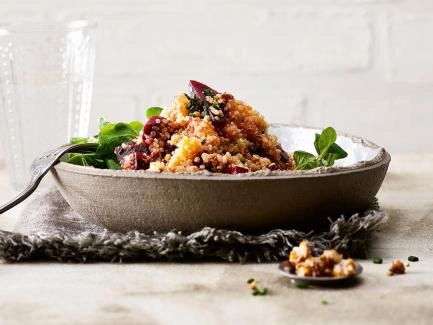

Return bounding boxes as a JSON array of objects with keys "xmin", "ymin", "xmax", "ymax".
[{"xmin": 0, "ymin": 142, "xmax": 98, "ymax": 214}]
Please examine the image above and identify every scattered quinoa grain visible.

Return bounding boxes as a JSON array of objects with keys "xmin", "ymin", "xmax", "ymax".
[
  {"xmin": 388, "ymin": 259, "xmax": 405, "ymax": 276},
  {"xmin": 247, "ymin": 278, "xmax": 268, "ymax": 296}
]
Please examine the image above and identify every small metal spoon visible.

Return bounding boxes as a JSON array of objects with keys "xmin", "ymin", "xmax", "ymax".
[
  {"xmin": 279, "ymin": 260, "xmax": 363, "ymax": 286},
  {"xmin": 0, "ymin": 142, "xmax": 98, "ymax": 214}
]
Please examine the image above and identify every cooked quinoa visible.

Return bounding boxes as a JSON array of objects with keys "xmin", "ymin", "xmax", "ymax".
[
  {"xmin": 115, "ymin": 82, "xmax": 294, "ymax": 174},
  {"xmin": 285, "ymin": 240, "xmax": 357, "ymax": 277}
]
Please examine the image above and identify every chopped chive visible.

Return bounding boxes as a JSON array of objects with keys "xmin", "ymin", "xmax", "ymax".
[
  {"xmin": 321, "ymin": 299, "xmax": 328, "ymax": 305},
  {"xmin": 203, "ymin": 89, "xmax": 213, "ymax": 96},
  {"xmin": 252, "ymin": 288, "xmax": 268, "ymax": 296},
  {"xmin": 373, "ymin": 257, "xmax": 383, "ymax": 264},
  {"xmin": 408, "ymin": 256, "xmax": 419, "ymax": 262},
  {"xmin": 296, "ymin": 283, "xmax": 309, "ymax": 289},
  {"xmin": 247, "ymin": 278, "xmax": 267, "ymax": 296}
]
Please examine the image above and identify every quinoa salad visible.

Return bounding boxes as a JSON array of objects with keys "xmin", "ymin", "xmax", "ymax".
[
  {"xmin": 67, "ymin": 80, "xmax": 347, "ymax": 173},
  {"xmin": 115, "ymin": 81, "xmax": 294, "ymax": 174}
]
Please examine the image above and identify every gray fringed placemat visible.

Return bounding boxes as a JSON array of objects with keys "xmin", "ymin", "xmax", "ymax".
[{"xmin": 0, "ymin": 188, "xmax": 388, "ymax": 263}]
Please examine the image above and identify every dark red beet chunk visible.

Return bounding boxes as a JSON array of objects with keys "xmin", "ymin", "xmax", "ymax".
[
  {"xmin": 143, "ymin": 116, "xmax": 165, "ymax": 136},
  {"xmin": 276, "ymin": 145, "xmax": 290, "ymax": 162},
  {"xmin": 228, "ymin": 165, "xmax": 249, "ymax": 174},
  {"xmin": 189, "ymin": 80, "xmax": 218, "ymax": 99},
  {"xmin": 115, "ymin": 141, "xmax": 154, "ymax": 170},
  {"xmin": 135, "ymin": 152, "xmax": 153, "ymax": 170},
  {"xmin": 115, "ymin": 142, "xmax": 149, "ymax": 160},
  {"xmin": 208, "ymin": 109, "xmax": 227, "ymax": 127}
]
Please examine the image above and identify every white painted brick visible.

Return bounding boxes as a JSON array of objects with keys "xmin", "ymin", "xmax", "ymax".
[
  {"xmin": 306, "ymin": 82, "xmax": 433, "ymax": 153},
  {"xmin": 234, "ymin": 9, "xmax": 372, "ymax": 74},
  {"xmin": 387, "ymin": 13, "xmax": 433, "ymax": 83},
  {"xmin": 0, "ymin": 0, "xmax": 432, "ymax": 158},
  {"xmin": 94, "ymin": 7, "xmax": 371, "ymax": 76}
]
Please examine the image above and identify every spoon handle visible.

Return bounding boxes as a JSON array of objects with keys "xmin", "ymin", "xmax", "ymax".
[{"xmin": 0, "ymin": 142, "xmax": 98, "ymax": 214}]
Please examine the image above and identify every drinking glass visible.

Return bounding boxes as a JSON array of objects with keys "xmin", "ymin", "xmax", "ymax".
[{"xmin": 0, "ymin": 20, "xmax": 96, "ymax": 189}]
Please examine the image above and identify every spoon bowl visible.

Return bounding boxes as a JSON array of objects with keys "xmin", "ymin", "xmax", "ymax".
[{"xmin": 279, "ymin": 260, "xmax": 363, "ymax": 286}]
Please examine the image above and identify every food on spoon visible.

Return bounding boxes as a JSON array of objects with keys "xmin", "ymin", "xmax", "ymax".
[
  {"xmin": 66, "ymin": 81, "xmax": 348, "ymax": 173},
  {"xmin": 282, "ymin": 240, "xmax": 357, "ymax": 277}
]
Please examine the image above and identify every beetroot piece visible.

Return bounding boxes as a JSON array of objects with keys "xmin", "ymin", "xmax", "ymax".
[
  {"xmin": 278, "ymin": 145, "xmax": 290, "ymax": 162},
  {"xmin": 208, "ymin": 108, "xmax": 227, "ymax": 127},
  {"xmin": 189, "ymin": 80, "xmax": 218, "ymax": 99},
  {"xmin": 115, "ymin": 141, "xmax": 152, "ymax": 170},
  {"xmin": 115, "ymin": 142, "xmax": 149, "ymax": 159},
  {"xmin": 135, "ymin": 151, "xmax": 154, "ymax": 170},
  {"xmin": 228, "ymin": 165, "xmax": 249, "ymax": 174},
  {"xmin": 143, "ymin": 116, "xmax": 166, "ymax": 136}
]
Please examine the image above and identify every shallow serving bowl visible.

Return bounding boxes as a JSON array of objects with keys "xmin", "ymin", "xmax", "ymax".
[{"xmin": 51, "ymin": 124, "xmax": 391, "ymax": 233}]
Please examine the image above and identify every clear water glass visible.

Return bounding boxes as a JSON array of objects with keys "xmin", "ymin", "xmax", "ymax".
[{"xmin": 0, "ymin": 20, "xmax": 96, "ymax": 189}]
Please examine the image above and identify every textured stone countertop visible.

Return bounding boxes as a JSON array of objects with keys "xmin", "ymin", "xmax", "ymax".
[{"xmin": 1, "ymin": 155, "xmax": 433, "ymax": 325}]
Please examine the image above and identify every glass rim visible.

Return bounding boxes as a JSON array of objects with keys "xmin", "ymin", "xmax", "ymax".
[{"xmin": 0, "ymin": 20, "xmax": 97, "ymax": 34}]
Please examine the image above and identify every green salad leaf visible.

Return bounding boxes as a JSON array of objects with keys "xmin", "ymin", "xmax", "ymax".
[
  {"xmin": 129, "ymin": 120, "xmax": 145, "ymax": 133},
  {"xmin": 66, "ymin": 118, "xmax": 143, "ymax": 169},
  {"xmin": 146, "ymin": 107, "xmax": 164, "ymax": 119},
  {"xmin": 294, "ymin": 127, "xmax": 348, "ymax": 170},
  {"xmin": 70, "ymin": 137, "xmax": 89, "ymax": 145},
  {"xmin": 105, "ymin": 158, "xmax": 121, "ymax": 170},
  {"xmin": 96, "ymin": 122, "xmax": 142, "ymax": 155},
  {"xmin": 66, "ymin": 114, "xmax": 347, "ymax": 173}
]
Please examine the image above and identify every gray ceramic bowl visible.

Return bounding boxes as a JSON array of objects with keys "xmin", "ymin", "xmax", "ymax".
[{"xmin": 52, "ymin": 125, "xmax": 391, "ymax": 233}]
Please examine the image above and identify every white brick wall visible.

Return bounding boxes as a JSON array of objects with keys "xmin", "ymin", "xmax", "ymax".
[
  {"xmin": 1, "ymin": 0, "xmax": 433, "ymax": 155},
  {"xmin": 388, "ymin": 13, "xmax": 433, "ymax": 83}
]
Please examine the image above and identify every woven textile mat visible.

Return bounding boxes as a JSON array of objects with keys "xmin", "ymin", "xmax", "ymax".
[{"xmin": 0, "ymin": 188, "xmax": 389, "ymax": 263}]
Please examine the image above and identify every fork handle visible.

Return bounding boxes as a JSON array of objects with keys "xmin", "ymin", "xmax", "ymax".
[
  {"xmin": 0, "ymin": 142, "xmax": 98, "ymax": 215},
  {"xmin": 0, "ymin": 182, "xmax": 39, "ymax": 214}
]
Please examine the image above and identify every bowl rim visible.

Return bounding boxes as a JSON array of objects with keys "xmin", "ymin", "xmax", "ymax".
[
  {"xmin": 55, "ymin": 151, "xmax": 391, "ymax": 181},
  {"xmin": 54, "ymin": 124, "xmax": 391, "ymax": 181}
]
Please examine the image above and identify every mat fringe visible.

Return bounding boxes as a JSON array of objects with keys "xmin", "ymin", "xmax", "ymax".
[{"xmin": 0, "ymin": 208, "xmax": 388, "ymax": 263}]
